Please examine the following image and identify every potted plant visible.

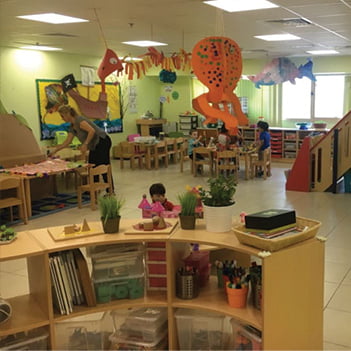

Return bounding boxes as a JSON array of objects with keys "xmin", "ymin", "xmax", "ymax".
[
  {"xmin": 199, "ymin": 175, "xmax": 236, "ymax": 232},
  {"xmin": 98, "ymin": 194, "xmax": 125, "ymax": 234},
  {"xmin": 178, "ymin": 190, "xmax": 198, "ymax": 229}
]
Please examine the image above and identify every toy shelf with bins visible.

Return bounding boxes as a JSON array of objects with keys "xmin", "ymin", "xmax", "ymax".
[
  {"xmin": 179, "ymin": 114, "xmax": 198, "ymax": 135},
  {"xmin": 0, "ymin": 219, "xmax": 324, "ymax": 350},
  {"xmin": 239, "ymin": 126, "xmax": 328, "ymax": 161}
]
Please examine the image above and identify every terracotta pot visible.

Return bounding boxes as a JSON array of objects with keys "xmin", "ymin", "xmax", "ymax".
[
  {"xmin": 101, "ymin": 216, "xmax": 120, "ymax": 234},
  {"xmin": 226, "ymin": 283, "xmax": 248, "ymax": 308},
  {"xmin": 179, "ymin": 215, "xmax": 196, "ymax": 230}
]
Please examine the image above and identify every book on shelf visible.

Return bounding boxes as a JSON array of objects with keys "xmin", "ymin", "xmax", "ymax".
[
  {"xmin": 245, "ymin": 222, "xmax": 296, "ymax": 235},
  {"xmin": 48, "ymin": 249, "xmax": 95, "ymax": 315},
  {"xmin": 246, "ymin": 225, "xmax": 308, "ymax": 239},
  {"xmin": 49, "ymin": 257, "xmax": 64, "ymax": 315},
  {"xmin": 73, "ymin": 248, "xmax": 97, "ymax": 307}
]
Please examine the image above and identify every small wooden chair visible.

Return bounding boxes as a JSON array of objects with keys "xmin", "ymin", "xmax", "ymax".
[
  {"xmin": 250, "ymin": 147, "xmax": 272, "ymax": 179},
  {"xmin": 154, "ymin": 141, "xmax": 168, "ymax": 169},
  {"xmin": 119, "ymin": 141, "xmax": 144, "ymax": 169},
  {"xmin": 174, "ymin": 137, "xmax": 185, "ymax": 162},
  {"xmin": 179, "ymin": 140, "xmax": 190, "ymax": 172},
  {"xmin": 215, "ymin": 150, "xmax": 240, "ymax": 181},
  {"xmin": 0, "ymin": 176, "xmax": 28, "ymax": 224},
  {"xmin": 77, "ymin": 165, "xmax": 113, "ymax": 210},
  {"xmin": 193, "ymin": 147, "xmax": 214, "ymax": 177},
  {"xmin": 165, "ymin": 138, "xmax": 177, "ymax": 163}
]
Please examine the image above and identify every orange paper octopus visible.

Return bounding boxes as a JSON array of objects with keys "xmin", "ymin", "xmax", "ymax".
[{"xmin": 192, "ymin": 37, "xmax": 248, "ymax": 135}]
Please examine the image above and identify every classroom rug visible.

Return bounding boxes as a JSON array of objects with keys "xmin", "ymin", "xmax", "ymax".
[{"xmin": 0, "ymin": 193, "xmax": 90, "ymax": 226}]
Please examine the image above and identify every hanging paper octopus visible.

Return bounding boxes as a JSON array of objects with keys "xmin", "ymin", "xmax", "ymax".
[{"xmin": 191, "ymin": 37, "xmax": 248, "ymax": 135}]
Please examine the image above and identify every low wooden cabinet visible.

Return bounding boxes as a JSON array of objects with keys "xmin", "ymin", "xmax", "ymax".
[
  {"xmin": 0, "ymin": 219, "xmax": 324, "ymax": 350},
  {"xmin": 136, "ymin": 119, "xmax": 167, "ymax": 136}
]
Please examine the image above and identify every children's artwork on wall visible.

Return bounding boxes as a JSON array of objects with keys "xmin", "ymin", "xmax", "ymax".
[
  {"xmin": 128, "ymin": 86, "xmax": 137, "ymax": 113},
  {"xmin": 36, "ymin": 79, "xmax": 122, "ymax": 140},
  {"xmin": 248, "ymin": 58, "xmax": 316, "ymax": 89},
  {"xmin": 164, "ymin": 85, "xmax": 173, "ymax": 92},
  {"xmin": 172, "ymin": 91, "xmax": 179, "ymax": 100}
]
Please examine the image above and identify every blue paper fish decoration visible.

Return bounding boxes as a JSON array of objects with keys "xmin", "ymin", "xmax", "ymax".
[{"xmin": 248, "ymin": 58, "xmax": 316, "ymax": 88}]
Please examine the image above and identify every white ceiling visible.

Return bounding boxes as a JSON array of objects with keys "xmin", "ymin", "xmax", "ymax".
[{"xmin": 1, "ymin": 0, "xmax": 351, "ymax": 60}]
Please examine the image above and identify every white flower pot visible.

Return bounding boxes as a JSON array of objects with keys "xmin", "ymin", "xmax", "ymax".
[{"xmin": 203, "ymin": 203, "xmax": 235, "ymax": 232}]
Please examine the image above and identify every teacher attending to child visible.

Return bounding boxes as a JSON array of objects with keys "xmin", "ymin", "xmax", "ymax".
[{"xmin": 50, "ymin": 105, "xmax": 112, "ymax": 184}]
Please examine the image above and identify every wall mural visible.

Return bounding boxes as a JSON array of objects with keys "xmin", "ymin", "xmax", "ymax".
[{"xmin": 36, "ymin": 79, "xmax": 122, "ymax": 140}]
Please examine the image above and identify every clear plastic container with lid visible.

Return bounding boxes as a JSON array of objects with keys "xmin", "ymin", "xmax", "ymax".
[{"xmin": 111, "ymin": 307, "xmax": 168, "ymax": 343}]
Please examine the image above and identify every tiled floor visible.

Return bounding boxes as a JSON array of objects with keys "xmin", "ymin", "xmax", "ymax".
[{"xmin": 1, "ymin": 159, "xmax": 351, "ymax": 349}]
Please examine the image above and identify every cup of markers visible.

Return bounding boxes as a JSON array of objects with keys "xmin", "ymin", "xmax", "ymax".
[{"xmin": 225, "ymin": 267, "xmax": 249, "ymax": 308}]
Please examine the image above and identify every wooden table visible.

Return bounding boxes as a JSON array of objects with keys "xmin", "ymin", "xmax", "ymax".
[
  {"xmin": 3, "ymin": 159, "xmax": 89, "ymax": 218},
  {"xmin": 238, "ymin": 148, "xmax": 255, "ymax": 180}
]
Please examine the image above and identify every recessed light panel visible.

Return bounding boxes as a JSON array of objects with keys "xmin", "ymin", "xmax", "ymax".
[
  {"xmin": 20, "ymin": 45, "xmax": 62, "ymax": 51},
  {"xmin": 203, "ymin": 0, "xmax": 278, "ymax": 12},
  {"xmin": 255, "ymin": 34, "xmax": 301, "ymax": 41},
  {"xmin": 122, "ymin": 40, "xmax": 167, "ymax": 47},
  {"xmin": 17, "ymin": 13, "xmax": 88, "ymax": 24},
  {"xmin": 306, "ymin": 50, "xmax": 339, "ymax": 55}
]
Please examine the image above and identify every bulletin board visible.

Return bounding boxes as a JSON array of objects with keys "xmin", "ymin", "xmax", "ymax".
[{"xmin": 36, "ymin": 79, "xmax": 123, "ymax": 140}]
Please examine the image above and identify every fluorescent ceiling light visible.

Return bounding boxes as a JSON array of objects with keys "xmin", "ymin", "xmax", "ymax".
[
  {"xmin": 203, "ymin": 0, "xmax": 278, "ymax": 12},
  {"xmin": 17, "ymin": 13, "xmax": 88, "ymax": 24},
  {"xmin": 306, "ymin": 49, "xmax": 339, "ymax": 55},
  {"xmin": 122, "ymin": 40, "xmax": 167, "ymax": 47},
  {"xmin": 255, "ymin": 34, "xmax": 300, "ymax": 41},
  {"xmin": 122, "ymin": 57, "xmax": 143, "ymax": 62},
  {"xmin": 20, "ymin": 45, "xmax": 62, "ymax": 51}
]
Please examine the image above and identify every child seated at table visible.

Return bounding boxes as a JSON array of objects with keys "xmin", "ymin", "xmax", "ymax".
[
  {"xmin": 149, "ymin": 183, "xmax": 174, "ymax": 211},
  {"xmin": 187, "ymin": 129, "xmax": 204, "ymax": 159},
  {"xmin": 217, "ymin": 125, "xmax": 231, "ymax": 151}
]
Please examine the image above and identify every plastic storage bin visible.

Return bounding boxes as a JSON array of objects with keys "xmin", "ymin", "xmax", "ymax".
[
  {"xmin": 94, "ymin": 275, "xmax": 145, "ymax": 303},
  {"xmin": 55, "ymin": 312, "xmax": 113, "ymax": 350},
  {"xmin": 146, "ymin": 261, "xmax": 167, "ymax": 275},
  {"xmin": 146, "ymin": 248, "xmax": 166, "ymax": 261},
  {"xmin": 92, "ymin": 251, "xmax": 144, "ymax": 281},
  {"xmin": 110, "ymin": 307, "xmax": 168, "ymax": 350},
  {"xmin": 183, "ymin": 250, "xmax": 210, "ymax": 287},
  {"xmin": 231, "ymin": 320, "xmax": 262, "ymax": 351},
  {"xmin": 0, "ymin": 332, "xmax": 48, "ymax": 350},
  {"xmin": 111, "ymin": 307, "xmax": 168, "ymax": 343},
  {"xmin": 174, "ymin": 309, "xmax": 227, "ymax": 350}
]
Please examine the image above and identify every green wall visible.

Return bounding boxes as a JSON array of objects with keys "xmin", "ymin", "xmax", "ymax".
[
  {"xmin": 0, "ymin": 47, "xmax": 190, "ymax": 146},
  {"xmin": 1, "ymin": 45, "xmax": 351, "ymax": 146}
]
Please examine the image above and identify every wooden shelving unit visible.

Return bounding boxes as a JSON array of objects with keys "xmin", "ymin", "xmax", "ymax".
[
  {"xmin": 179, "ymin": 114, "xmax": 198, "ymax": 135},
  {"xmin": 239, "ymin": 126, "xmax": 328, "ymax": 161},
  {"xmin": 0, "ymin": 219, "xmax": 324, "ymax": 350}
]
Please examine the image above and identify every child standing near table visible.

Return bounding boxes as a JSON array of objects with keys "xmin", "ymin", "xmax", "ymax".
[{"xmin": 256, "ymin": 121, "xmax": 271, "ymax": 159}]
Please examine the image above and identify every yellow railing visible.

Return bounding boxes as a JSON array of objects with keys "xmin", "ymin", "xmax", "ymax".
[{"xmin": 311, "ymin": 111, "xmax": 351, "ymax": 191}]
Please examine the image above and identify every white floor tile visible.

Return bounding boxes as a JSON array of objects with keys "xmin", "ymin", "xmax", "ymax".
[{"xmin": 324, "ymin": 308, "xmax": 351, "ymax": 348}]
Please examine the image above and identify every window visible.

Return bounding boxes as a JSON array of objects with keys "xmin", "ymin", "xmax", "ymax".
[{"xmin": 282, "ymin": 74, "xmax": 345, "ymax": 120}]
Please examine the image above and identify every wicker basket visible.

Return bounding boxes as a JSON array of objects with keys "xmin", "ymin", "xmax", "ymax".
[{"xmin": 233, "ymin": 216, "xmax": 321, "ymax": 252}]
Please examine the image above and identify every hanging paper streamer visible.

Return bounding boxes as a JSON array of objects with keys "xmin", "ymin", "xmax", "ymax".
[{"xmin": 248, "ymin": 58, "xmax": 316, "ymax": 88}]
